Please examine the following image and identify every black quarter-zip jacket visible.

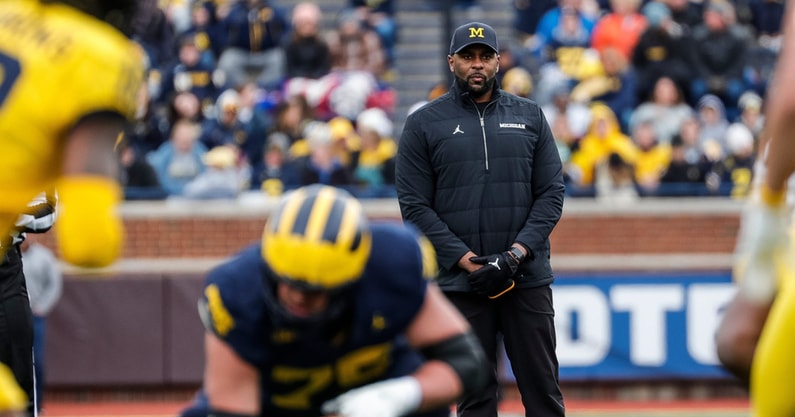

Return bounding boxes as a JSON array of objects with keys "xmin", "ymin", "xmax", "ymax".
[{"xmin": 396, "ymin": 81, "xmax": 565, "ymax": 291}]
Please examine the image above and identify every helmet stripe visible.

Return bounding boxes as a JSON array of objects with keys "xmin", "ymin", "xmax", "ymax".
[
  {"xmin": 277, "ymin": 187, "xmax": 306, "ymax": 236},
  {"xmin": 305, "ymin": 187, "xmax": 337, "ymax": 242},
  {"xmin": 337, "ymin": 199, "xmax": 363, "ymax": 251}
]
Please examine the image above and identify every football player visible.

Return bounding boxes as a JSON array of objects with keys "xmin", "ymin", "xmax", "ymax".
[
  {"xmin": 0, "ymin": 2, "xmax": 143, "ymax": 415},
  {"xmin": 715, "ymin": 2, "xmax": 795, "ymax": 416},
  {"xmin": 192, "ymin": 184, "xmax": 488, "ymax": 417},
  {"xmin": 0, "ymin": 0, "xmax": 144, "ymax": 268}
]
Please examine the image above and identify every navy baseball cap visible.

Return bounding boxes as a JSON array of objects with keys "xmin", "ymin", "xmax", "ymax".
[{"xmin": 449, "ymin": 22, "xmax": 499, "ymax": 55}]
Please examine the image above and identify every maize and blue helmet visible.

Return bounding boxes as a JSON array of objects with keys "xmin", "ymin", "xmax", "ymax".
[{"xmin": 261, "ymin": 185, "xmax": 371, "ymax": 329}]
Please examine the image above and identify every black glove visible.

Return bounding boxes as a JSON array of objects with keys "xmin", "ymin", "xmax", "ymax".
[{"xmin": 468, "ymin": 252, "xmax": 519, "ymax": 299}]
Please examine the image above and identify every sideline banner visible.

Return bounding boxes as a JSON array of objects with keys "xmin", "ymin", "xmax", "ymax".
[{"xmin": 501, "ymin": 272, "xmax": 736, "ymax": 381}]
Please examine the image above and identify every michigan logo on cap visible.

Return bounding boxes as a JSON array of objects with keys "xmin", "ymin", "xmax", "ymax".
[{"xmin": 468, "ymin": 27, "xmax": 485, "ymax": 39}]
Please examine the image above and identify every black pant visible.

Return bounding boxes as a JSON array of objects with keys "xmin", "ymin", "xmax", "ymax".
[
  {"xmin": 0, "ymin": 246, "xmax": 35, "ymax": 415},
  {"xmin": 445, "ymin": 286, "xmax": 565, "ymax": 417}
]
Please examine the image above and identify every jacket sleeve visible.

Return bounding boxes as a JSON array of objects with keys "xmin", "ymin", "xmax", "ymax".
[
  {"xmin": 395, "ymin": 113, "xmax": 471, "ymax": 271},
  {"xmin": 516, "ymin": 107, "xmax": 565, "ymax": 255}
]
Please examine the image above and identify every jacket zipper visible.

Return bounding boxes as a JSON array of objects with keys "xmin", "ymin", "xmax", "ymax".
[{"xmin": 472, "ymin": 99, "xmax": 495, "ymax": 171}]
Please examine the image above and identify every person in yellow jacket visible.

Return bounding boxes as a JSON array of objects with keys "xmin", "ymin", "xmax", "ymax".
[{"xmin": 568, "ymin": 102, "xmax": 639, "ymax": 188}]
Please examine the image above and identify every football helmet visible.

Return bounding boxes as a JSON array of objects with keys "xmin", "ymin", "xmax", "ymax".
[
  {"xmin": 261, "ymin": 185, "xmax": 371, "ymax": 332},
  {"xmin": 262, "ymin": 184, "xmax": 372, "ymax": 290}
]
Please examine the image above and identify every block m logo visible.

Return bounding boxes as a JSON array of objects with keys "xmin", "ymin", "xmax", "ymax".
[{"xmin": 468, "ymin": 27, "xmax": 485, "ymax": 38}]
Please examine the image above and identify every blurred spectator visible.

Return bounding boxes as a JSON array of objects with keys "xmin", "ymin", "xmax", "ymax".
[
  {"xmin": 590, "ymin": 0, "xmax": 648, "ymax": 60},
  {"xmin": 20, "ymin": 236, "xmax": 61, "ymax": 415},
  {"xmin": 677, "ymin": 115, "xmax": 708, "ymax": 167},
  {"xmin": 349, "ymin": 0, "xmax": 397, "ymax": 66},
  {"xmin": 181, "ymin": 1, "xmax": 227, "ymax": 67},
  {"xmin": 326, "ymin": 8, "xmax": 387, "ymax": 78},
  {"xmin": 148, "ymin": 119, "xmax": 208, "ymax": 196},
  {"xmin": 273, "ymin": 93, "xmax": 316, "ymax": 146},
  {"xmin": 595, "ymin": 152, "xmax": 639, "ymax": 203},
  {"xmin": 705, "ymin": 122, "xmax": 756, "ymax": 197},
  {"xmin": 686, "ymin": 0, "xmax": 750, "ymax": 118},
  {"xmin": 750, "ymin": 0, "xmax": 784, "ymax": 48},
  {"xmin": 744, "ymin": 43, "xmax": 778, "ymax": 97},
  {"xmin": 159, "ymin": 35, "xmax": 223, "ymax": 112},
  {"xmin": 568, "ymin": 103, "xmax": 639, "ymax": 189},
  {"xmin": 127, "ymin": 80, "xmax": 169, "ymax": 158},
  {"xmin": 659, "ymin": 132, "xmax": 708, "ymax": 195},
  {"xmin": 629, "ymin": 76, "xmax": 694, "ymax": 144},
  {"xmin": 118, "ymin": 137, "xmax": 165, "ymax": 200},
  {"xmin": 571, "ymin": 47, "xmax": 638, "ymax": 132},
  {"xmin": 328, "ymin": 116, "xmax": 360, "ymax": 169},
  {"xmin": 163, "ymin": 91, "xmax": 206, "ymax": 139},
  {"xmin": 351, "ymin": 108, "xmax": 397, "ymax": 197},
  {"xmin": 536, "ymin": 0, "xmax": 598, "ymax": 54},
  {"xmin": 542, "ymin": 83, "xmax": 592, "ymax": 143},
  {"xmin": 160, "ymin": 0, "xmax": 193, "ymax": 34},
  {"xmin": 631, "ymin": 119, "xmax": 672, "ymax": 194},
  {"xmin": 284, "ymin": 2, "xmax": 332, "ymax": 80},
  {"xmin": 537, "ymin": 5, "xmax": 591, "ymax": 67},
  {"xmin": 294, "ymin": 121, "xmax": 354, "ymax": 187},
  {"xmin": 183, "ymin": 145, "xmax": 247, "ymax": 199},
  {"xmin": 218, "ymin": 0, "xmax": 290, "ymax": 89},
  {"xmin": 132, "ymin": 0, "xmax": 176, "ymax": 69},
  {"xmin": 501, "ymin": 67, "xmax": 534, "ymax": 99},
  {"xmin": 632, "ymin": 1, "xmax": 692, "ymax": 102},
  {"xmin": 513, "ymin": 0, "xmax": 558, "ymax": 49},
  {"xmin": 198, "ymin": 89, "xmax": 249, "ymax": 151},
  {"xmin": 736, "ymin": 90, "xmax": 764, "ymax": 138},
  {"xmin": 659, "ymin": 0, "xmax": 703, "ymax": 33},
  {"xmin": 250, "ymin": 132, "xmax": 301, "ymax": 195},
  {"xmin": 696, "ymin": 94, "xmax": 730, "ymax": 156},
  {"xmin": 236, "ymin": 82, "xmax": 272, "ymax": 166}
]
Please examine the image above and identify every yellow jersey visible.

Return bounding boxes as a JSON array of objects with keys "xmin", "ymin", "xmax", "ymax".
[{"xmin": 0, "ymin": 1, "xmax": 144, "ymax": 240}]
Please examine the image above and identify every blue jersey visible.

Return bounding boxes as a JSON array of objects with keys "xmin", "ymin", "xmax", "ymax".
[{"xmin": 199, "ymin": 222, "xmax": 444, "ymax": 417}]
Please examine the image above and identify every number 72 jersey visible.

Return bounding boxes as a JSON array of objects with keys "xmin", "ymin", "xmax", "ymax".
[{"xmin": 0, "ymin": 1, "xmax": 144, "ymax": 213}]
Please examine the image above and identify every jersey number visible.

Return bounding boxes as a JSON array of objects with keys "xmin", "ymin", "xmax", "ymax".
[
  {"xmin": 0, "ymin": 51, "xmax": 21, "ymax": 107},
  {"xmin": 271, "ymin": 343, "xmax": 391, "ymax": 410}
]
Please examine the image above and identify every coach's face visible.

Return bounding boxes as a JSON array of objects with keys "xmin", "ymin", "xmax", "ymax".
[{"xmin": 449, "ymin": 44, "xmax": 500, "ymax": 102}]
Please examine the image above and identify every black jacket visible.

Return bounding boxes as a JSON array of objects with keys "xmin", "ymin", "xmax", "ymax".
[{"xmin": 396, "ymin": 81, "xmax": 565, "ymax": 291}]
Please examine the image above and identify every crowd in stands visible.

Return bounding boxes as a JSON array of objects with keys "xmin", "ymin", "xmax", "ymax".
[
  {"xmin": 509, "ymin": 0, "xmax": 780, "ymax": 200},
  {"xmin": 121, "ymin": 0, "xmax": 782, "ymax": 202}
]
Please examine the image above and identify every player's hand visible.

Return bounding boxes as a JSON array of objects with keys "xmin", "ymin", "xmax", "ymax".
[
  {"xmin": 733, "ymin": 185, "xmax": 793, "ymax": 303},
  {"xmin": 321, "ymin": 376, "xmax": 421, "ymax": 417},
  {"xmin": 468, "ymin": 252, "xmax": 518, "ymax": 299},
  {"xmin": 56, "ymin": 176, "xmax": 124, "ymax": 268}
]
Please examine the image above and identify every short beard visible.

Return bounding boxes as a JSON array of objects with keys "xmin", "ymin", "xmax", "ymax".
[{"xmin": 455, "ymin": 77, "xmax": 494, "ymax": 100}]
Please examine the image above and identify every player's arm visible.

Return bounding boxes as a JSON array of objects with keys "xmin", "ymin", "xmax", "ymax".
[
  {"xmin": 407, "ymin": 284, "xmax": 487, "ymax": 408},
  {"xmin": 322, "ymin": 284, "xmax": 487, "ymax": 417},
  {"xmin": 55, "ymin": 113, "xmax": 126, "ymax": 267},
  {"xmin": 717, "ymin": 0, "xmax": 795, "ymax": 386},
  {"xmin": 203, "ymin": 332, "xmax": 260, "ymax": 417}
]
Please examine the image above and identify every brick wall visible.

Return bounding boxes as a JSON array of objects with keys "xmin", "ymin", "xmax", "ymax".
[{"xmin": 36, "ymin": 197, "xmax": 743, "ymax": 260}]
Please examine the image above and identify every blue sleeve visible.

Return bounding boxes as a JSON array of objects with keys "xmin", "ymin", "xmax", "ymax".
[{"xmin": 199, "ymin": 245, "xmax": 269, "ymax": 366}]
